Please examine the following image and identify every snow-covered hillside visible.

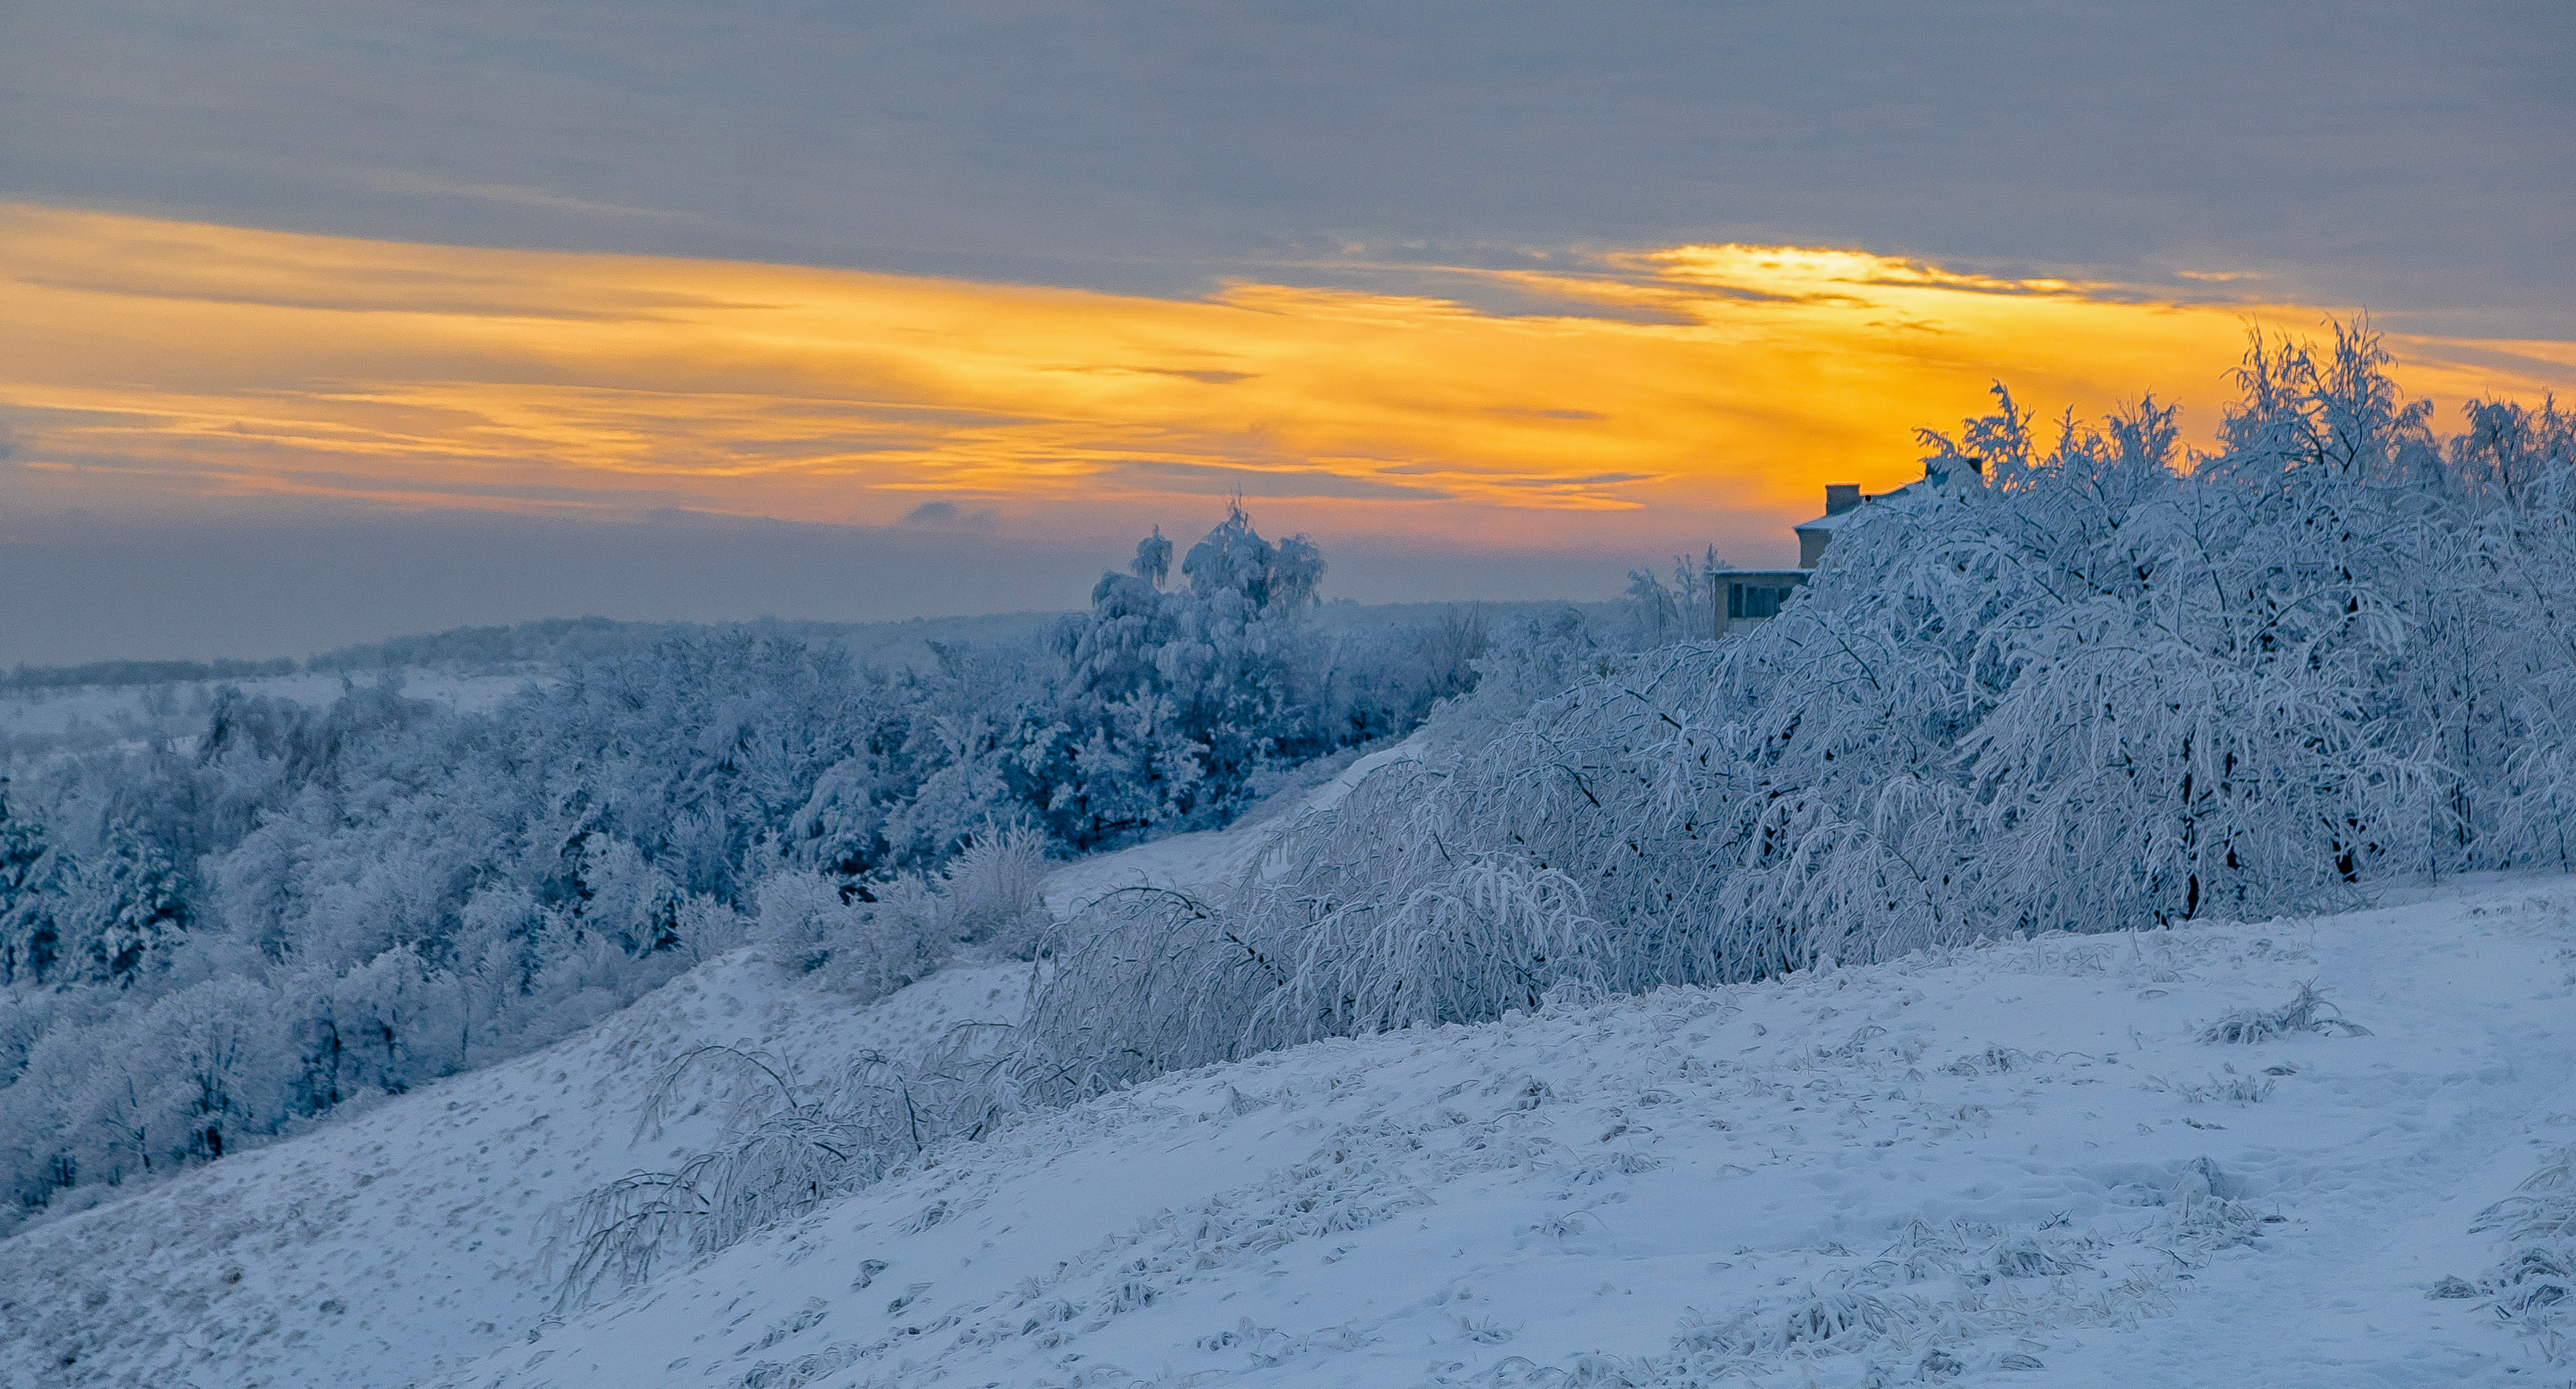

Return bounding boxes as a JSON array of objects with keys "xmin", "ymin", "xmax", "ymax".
[
  {"xmin": 0, "ymin": 743, "xmax": 1440, "ymax": 1389},
  {"xmin": 1041, "ymin": 737, "xmax": 1423, "ymax": 917},
  {"xmin": 0, "ymin": 955, "xmax": 1027, "ymax": 1387},
  {"xmin": 16, "ymin": 866, "xmax": 2566, "ymax": 1386},
  {"xmin": 399, "ymin": 880, "xmax": 2569, "ymax": 1389}
]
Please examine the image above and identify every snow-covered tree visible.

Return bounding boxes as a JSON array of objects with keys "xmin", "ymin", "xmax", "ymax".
[
  {"xmin": 1131, "ymin": 525, "xmax": 1172, "ymax": 588},
  {"xmin": 0, "ymin": 781, "xmax": 62, "ymax": 986},
  {"xmin": 60, "ymin": 822, "xmax": 188, "ymax": 987}
]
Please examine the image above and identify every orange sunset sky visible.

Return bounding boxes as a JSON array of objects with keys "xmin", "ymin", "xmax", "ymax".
[
  {"xmin": 9, "ymin": 204, "xmax": 2570, "ymax": 566},
  {"xmin": 3, "ymin": 2, "xmax": 2570, "ymax": 662}
]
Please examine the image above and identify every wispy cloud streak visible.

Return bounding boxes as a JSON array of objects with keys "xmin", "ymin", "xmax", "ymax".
[{"xmin": 2, "ymin": 205, "xmax": 2566, "ymax": 558}]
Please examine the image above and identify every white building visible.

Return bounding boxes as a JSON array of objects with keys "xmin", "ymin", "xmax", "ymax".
[{"xmin": 1707, "ymin": 464, "xmax": 1963, "ymax": 637}]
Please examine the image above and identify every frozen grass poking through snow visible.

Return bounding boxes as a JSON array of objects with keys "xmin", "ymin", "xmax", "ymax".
[
  {"xmin": 2472, "ymin": 1141, "xmax": 2576, "ymax": 1362},
  {"xmin": 544, "ymin": 1026, "xmax": 1022, "ymax": 1313},
  {"xmin": 1451, "ymin": 1174, "xmax": 2270, "ymax": 1387},
  {"xmin": 2197, "ymin": 981, "xmax": 2371, "ymax": 1045}
]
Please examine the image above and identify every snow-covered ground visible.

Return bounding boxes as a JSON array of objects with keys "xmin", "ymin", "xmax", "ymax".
[
  {"xmin": 402, "ymin": 881, "xmax": 2570, "ymax": 1389},
  {"xmin": 1042, "ymin": 737, "xmax": 1422, "ymax": 917},
  {"xmin": 7, "ymin": 789, "xmax": 2572, "ymax": 1387},
  {"xmin": 0, "ymin": 954, "xmax": 1028, "ymax": 1387}
]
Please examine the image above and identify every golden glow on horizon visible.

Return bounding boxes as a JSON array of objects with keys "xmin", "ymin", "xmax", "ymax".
[{"xmin": 2, "ymin": 204, "xmax": 2568, "ymax": 554}]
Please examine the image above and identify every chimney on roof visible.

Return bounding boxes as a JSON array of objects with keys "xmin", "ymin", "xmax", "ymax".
[{"xmin": 1824, "ymin": 484, "xmax": 1861, "ymax": 516}]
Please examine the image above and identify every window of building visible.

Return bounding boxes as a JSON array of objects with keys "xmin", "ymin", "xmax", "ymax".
[{"xmin": 1729, "ymin": 583, "xmax": 1788, "ymax": 620}]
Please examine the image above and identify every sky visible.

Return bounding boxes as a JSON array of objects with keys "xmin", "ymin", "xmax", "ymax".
[{"xmin": 3, "ymin": 2, "xmax": 2573, "ymax": 665}]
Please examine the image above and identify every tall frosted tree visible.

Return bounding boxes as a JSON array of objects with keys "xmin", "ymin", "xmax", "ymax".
[
  {"xmin": 0, "ymin": 782, "xmax": 61, "ymax": 986},
  {"xmin": 1132, "ymin": 525, "xmax": 1173, "ymax": 588}
]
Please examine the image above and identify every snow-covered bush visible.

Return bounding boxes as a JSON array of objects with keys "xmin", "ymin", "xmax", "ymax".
[
  {"xmin": 547, "ymin": 1035, "xmax": 1015, "ymax": 1310},
  {"xmin": 756, "ymin": 823, "xmax": 1051, "ymax": 995},
  {"xmin": 2474, "ymin": 1141, "xmax": 2576, "ymax": 1361},
  {"xmin": 2197, "ymin": 983, "xmax": 2369, "ymax": 1045},
  {"xmin": 750, "ymin": 870, "xmax": 918, "ymax": 991},
  {"xmin": 935, "ymin": 825, "xmax": 1052, "ymax": 958},
  {"xmin": 1023, "ymin": 772, "xmax": 1604, "ymax": 1095}
]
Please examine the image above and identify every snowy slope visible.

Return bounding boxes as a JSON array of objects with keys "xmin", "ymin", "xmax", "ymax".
[
  {"xmin": 10, "ymin": 807, "xmax": 2569, "ymax": 1389},
  {"xmin": 1042, "ymin": 737, "xmax": 1422, "ymax": 917},
  {"xmin": 0, "ymin": 955, "xmax": 1028, "ymax": 1388},
  {"xmin": 419, "ymin": 881, "xmax": 2576, "ymax": 1389},
  {"xmin": 0, "ymin": 736, "xmax": 1386, "ymax": 1389}
]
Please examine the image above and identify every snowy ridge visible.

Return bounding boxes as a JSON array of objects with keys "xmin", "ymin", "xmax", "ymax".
[{"xmin": 431, "ymin": 880, "xmax": 2570, "ymax": 1388}]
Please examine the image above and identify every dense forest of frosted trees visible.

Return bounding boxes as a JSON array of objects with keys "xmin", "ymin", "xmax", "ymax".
[
  {"xmin": 0, "ymin": 506, "xmax": 1546, "ymax": 1223},
  {"xmin": 543, "ymin": 327, "xmax": 2576, "ymax": 1300}
]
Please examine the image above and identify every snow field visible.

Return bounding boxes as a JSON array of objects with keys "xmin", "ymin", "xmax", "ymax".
[
  {"xmin": 0, "ymin": 954, "xmax": 1029, "ymax": 1387},
  {"xmin": 431, "ymin": 881, "xmax": 2576, "ymax": 1389},
  {"xmin": 1041, "ymin": 736, "xmax": 1423, "ymax": 918}
]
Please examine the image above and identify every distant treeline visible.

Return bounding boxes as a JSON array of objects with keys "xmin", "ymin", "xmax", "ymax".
[
  {"xmin": 1, "ymin": 657, "xmax": 299, "ymax": 692},
  {"xmin": 10, "ymin": 601, "xmax": 1632, "ymax": 696},
  {"xmin": 4, "ymin": 612, "xmax": 1080, "ymax": 693},
  {"xmin": 304, "ymin": 616, "xmax": 743, "ymax": 674}
]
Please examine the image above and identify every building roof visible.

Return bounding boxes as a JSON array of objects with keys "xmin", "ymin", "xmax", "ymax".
[{"xmin": 1794, "ymin": 479, "xmax": 1925, "ymax": 534}]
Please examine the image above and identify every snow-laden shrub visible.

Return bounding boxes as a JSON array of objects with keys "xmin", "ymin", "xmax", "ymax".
[
  {"xmin": 756, "ymin": 824, "xmax": 1051, "ymax": 995},
  {"xmin": 1017, "ymin": 887, "xmax": 1263, "ymax": 1096},
  {"xmin": 1024, "ymin": 774, "xmax": 1601, "ymax": 1094},
  {"xmin": 2197, "ymin": 982, "xmax": 2370, "ymax": 1045},
  {"xmin": 2475, "ymin": 1142, "xmax": 2576, "ymax": 1361},
  {"xmin": 753, "ymin": 869, "xmax": 938, "ymax": 999},
  {"xmin": 935, "ymin": 824, "xmax": 1051, "ymax": 958},
  {"xmin": 545, "ymin": 1035, "xmax": 1015, "ymax": 1312}
]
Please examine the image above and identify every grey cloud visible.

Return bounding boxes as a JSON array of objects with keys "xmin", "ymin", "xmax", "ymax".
[
  {"xmin": 1, "ymin": 2, "xmax": 2566, "ymax": 335},
  {"xmin": 12, "ymin": 274, "xmax": 779, "ymax": 322},
  {"xmin": 265, "ymin": 469, "xmax": 677, "ymax": 507},
  {"xmin": 367, "ymin": 171, "xmax": 676, "ymax": 221},
  {"xmin": 902, "ymin": 499, "xmax": 1001, "ymax": 530},
  {"xmin": 1127, "ymin": 368, "xmax": 1254, "ymax": 385}
]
